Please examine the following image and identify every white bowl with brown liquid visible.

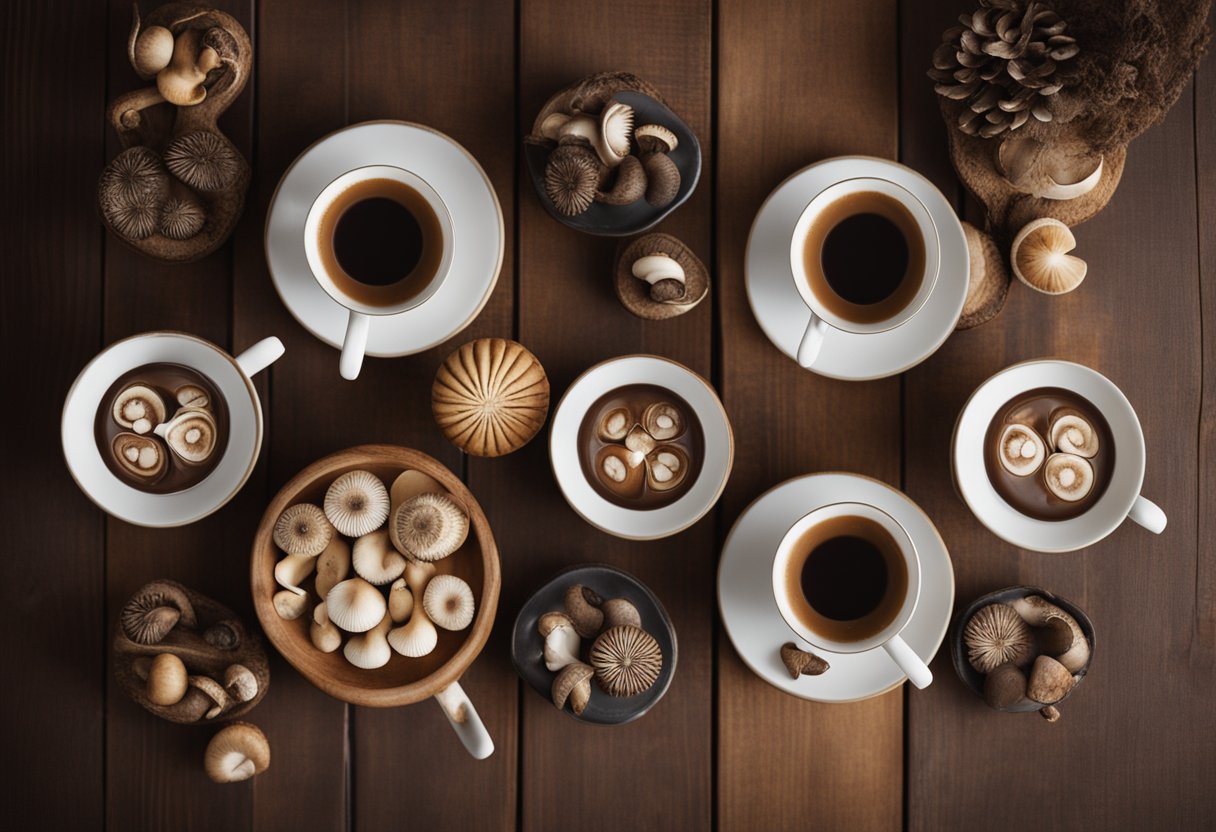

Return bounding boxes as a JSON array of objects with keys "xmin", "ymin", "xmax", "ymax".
[
  {"xmin": 952, "ymin": 360, "xmax": 1166, "ymax": 552},
  {"xmin": 549, "ymin": 355, "xmax": 733, "ymax": 540}
]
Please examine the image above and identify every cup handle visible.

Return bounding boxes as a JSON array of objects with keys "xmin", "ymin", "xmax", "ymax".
[
  {"xmin": 339, "ymin": 311, "xmax": 370, "ymax": 381},
  {"xmin": 882, "ymin": 634, "xmax": 933, "ymax": 689},
  {"xmin": 234, "ymin": 336, "xmax": 285, "ymax": 378},
  {"xmin": 433, "ymin": 681, "xmax": 494, "ymax": 760},
  {"xmin": 797, "ymin": 311, "xmax": 830, "ymax": 368},
  {"xmin": 1128, "ymin": 495, "xmax": 1167, "ymax": 534}
]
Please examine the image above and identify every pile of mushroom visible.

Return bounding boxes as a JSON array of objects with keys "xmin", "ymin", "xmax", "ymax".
[
  {"xmin": 271, "ymin": 468, "xmax": 477, "ymax": 670},
  {"xmin": 997, "ymin": 407, "xmax": 1102, "ymax": 502},
  {"xmin": 538, "ymin": 99, "xmax": 682, "ymax": 216},
  {"xmin": 539, "ymin": 584, "xmax": 664, "ymax": 716},
  {"xmin": 962, "ymin": 595, "xmax": 1092, "ymax": 722},
  {"xmin": 112, "ymin": 580, "xmax": 269, "ymax": 724}
]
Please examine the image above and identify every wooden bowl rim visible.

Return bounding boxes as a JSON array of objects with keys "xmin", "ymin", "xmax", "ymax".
[{"xmin": 250, "ymin": 444, "xmax": 500, "ymax": 706}]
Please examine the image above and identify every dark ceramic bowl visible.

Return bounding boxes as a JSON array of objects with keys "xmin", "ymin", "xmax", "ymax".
[
  {"xmin": 524, "ymin": 91, "xmax": 701, "ymax": 236},
  {"xmin": 511, "ymin": 564, "xmax": 677, "ymax": 725},
  {"xmin": 951, "ymin": 585, "xmax": 1095, "ymax": 714}
]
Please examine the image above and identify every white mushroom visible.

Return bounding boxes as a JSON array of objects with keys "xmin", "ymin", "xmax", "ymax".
[
  {"xmin": 1049, "ymin": 411, "xmax": 1099, "ymax": 458},
  {"xmin": 325, "ymin": 578, "xmax": 387, "ymax": 633},
  {"xmin": 273, "ymin": 553, "xmax": 316, "ymax": 597},
  {"xmin": 538, "ymin": 612, "xmax": 580, "ymax": 672},
  {"xmin": 343, "ymin": 612, "xmax": 392, "ymax": 669},
  {"xmin": 387, "ymin": 561, "xmax": 437, "ymax": 657},
  {"xmin": 998, "ymin": 423, "xmax": 1047, "ymax": 476},
  {"xmin": 352, "ymin": 529, "xmax": 406, "ymax": 586},
  {"xmin": 309, "ymin": 602, "xmax": 342, "ymax": 653},
  {"xmin": 1043, "ymin": 453, "xmax": 1094, "ymax": 502}
]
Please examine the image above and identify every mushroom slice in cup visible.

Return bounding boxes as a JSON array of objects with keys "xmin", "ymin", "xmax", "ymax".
[
  {"xmin": 998, "ymin": 423, "xmax": 1046, "ymax": 477},
  {"xmin": 642, "ymin": 402, "xmax": 685, "ymax": 441},
  {"xmin": 113, "ymin": 384, "xmax": 167, "ymax": 435},
  {"xmin": 1043, "ymin": 453, "xmax": 1094, "ymax": 502},
  {"xmin": 645, "ymin": 445, "xmax": 689, "ymax": 492},
  {"xmin": 1049, "ymin": 410, "xmax": 1099, "ymax": 458},
  {"xmin": 112, "ymin": 432, "xmax": 166, "ymax": 481},
  {"xmin": 597, "ymin": 407, "xmax": 634, "ymax": 442},
  {"xmin": 175, "ymin": 384, "xmax": 210, "ymax": 410},
  {"xmin": 594, "ymin": 445, "xmax": 646, "ymax": 499},
  {"xmin": 160, "ymin": 407, "xmax": 219, "ymax": 465}
]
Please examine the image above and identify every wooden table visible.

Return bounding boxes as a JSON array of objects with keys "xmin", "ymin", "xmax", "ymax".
[{"xmin": 7, "ymin": 0, "xmax": 1214, "ymax": 828}]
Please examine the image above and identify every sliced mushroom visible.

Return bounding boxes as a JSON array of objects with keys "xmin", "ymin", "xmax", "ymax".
[
  {"xmin": 113, "ymin": 384, "xmax": 166, "ymax": 434},
  {"xmin": 176, "ymin": 384, "xmax": 210, "ymax": 409},
  {"xmin": 641, "ymin": 402, "xmax": 685, "ymax": 441},
  {"xmin": 112, "ymin": 433, "xmax": 166, "ymax": 481},
  {"xmin": 594, "ymin": 445, "xmax": 646, "ymax": 499},
  {"xmin": 998, "ymin": 423, "xmax": 1046, "ymax": 476},
  {"xmin": 158, "ymin": 407, "xmax": 218, "ymax": 465},
  {"xmin": 1043, "ymin": 453, "xmax": 1094, "ymax": 502},
  {"xmin": 1049, "ymin": 411, "xmax": 1099, "ymax": 458},
  {"xmin": 645, "ymin": 446, "xmax": 689, "ymax": 493},
  {"xmin": 597, "ymin": 407, "xmax": 633, "ymax": 442}
]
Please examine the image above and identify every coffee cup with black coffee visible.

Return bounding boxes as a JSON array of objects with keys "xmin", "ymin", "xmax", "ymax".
[
  {"xmin": 771, "ymin": 501, "xmax": 933, "ymax": 688},
  {"xmin": 304, "ymin": 165, "xmax": 454, "ymax": 380},
  {"xmin": 788, "ymin": 177, "xmax": 941, "ymax": 368}
]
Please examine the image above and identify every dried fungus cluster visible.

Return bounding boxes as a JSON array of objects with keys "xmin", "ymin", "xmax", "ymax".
[
  {"xmin": 539, "ymin": 584, "xmax": 664, "ymax": 716},
  {"xmin": 270, "ymin": 468, "xmax": 477, "ymax": 669}
]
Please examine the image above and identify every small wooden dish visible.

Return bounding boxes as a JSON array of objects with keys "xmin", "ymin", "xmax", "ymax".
[
  {"xmin": 250, "ymin": 445, "xmax": 500, "ymax": 708},
  {"xmin": 613, "ymin": 232, "xmax": 709, "ymax": 321},
  {"xmin": 951, "ymin": 585, "xmax": 1095, "ymax": 715}
]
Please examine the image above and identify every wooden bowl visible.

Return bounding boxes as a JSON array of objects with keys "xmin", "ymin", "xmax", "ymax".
[{"xmin": 250, "ymin": 445, "xmax": 500, "ymax": 708}]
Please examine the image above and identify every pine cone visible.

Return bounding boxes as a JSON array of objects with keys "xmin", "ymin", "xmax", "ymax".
[{"xmin": 929, "ymin": 0, "xmax": 1079, "ymax": 138}]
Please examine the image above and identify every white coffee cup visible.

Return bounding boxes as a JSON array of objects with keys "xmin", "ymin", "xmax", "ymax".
[
  {"xmin": 62, "ymin": 331, "xmax": 284, "ymax": 527},
  {"xmin": 953, "ymin": 359, "xmax": 1167, "ymax": 552},
  {"xmin": 789, "ymin": 177, "xmax": 941, "ymax": 368},
  {"xmin": 303, "ymin": 164, "xmax": 454, "ymax": 380},
  {"xmin": 771, "ymin": 501, "xmax": 933, "ymax": 689}
]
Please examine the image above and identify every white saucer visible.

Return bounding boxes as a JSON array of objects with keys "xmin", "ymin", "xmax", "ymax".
[
  {"xmin": 745, "ymin": 156, "xmax": 969, "ymax": 380},
  {"xmin": 718, "ymin": 473, "xmax": 954, "ymax": 702},
  {"xmin": 265, "ymin": 121, "xmax": 504, "ymax": 357}
]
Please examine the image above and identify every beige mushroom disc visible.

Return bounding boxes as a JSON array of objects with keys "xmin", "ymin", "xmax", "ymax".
[
  {"xmin": 998, "ymin": 423, "xmax": 1046, "ymax": 476},
  {"xmin": 645, "ymin": 446, "xmax": 689, "ymax": 492},
  {"xmin": 204, "ymin": 722, "xmax": 270, "ymax": 784},
  {"xmin": 597, "ymin": 406, "xmax": 634, "ymax": 442},
  {"xmin": 422, "ymin": 574, "xmax": 476, "ymax": 631},
  {"xmin": 112, "ymin": 433, "xmax": 166, "ymax": 481},
  {"xmin": 1043, "ymin": 452, "xmax": 1094, "ymax": 502},
  {"xmin": 641, "ymin": 402, "xmax": 686, "ymax": 441},
  {"xmin": 324, "ymin": 470, "xmax": 390, "ymax": 538},
  {"xmin": 389, "ymin": 492, "xmax": 469, "ymax": 562},
  {"xmin": 162, "ymin": 407, "xmax": 218, "ymax": 464},
  {"xmin": 1011, "ymin": 218, "xmax": 1087, "ymax": 295},
  {"xmin": 1049, "ymin": 411, "xmax": 1099, "ymax": 458},
  {"xmin": 112, "ymin": 384, "xmax": 167, "ymax": 435},
  {"xmin": 272, "ymin": 504, "xmax": 333, "ymax": 557}
]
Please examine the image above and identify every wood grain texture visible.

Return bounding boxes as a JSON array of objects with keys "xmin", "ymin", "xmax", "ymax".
[
  {"xmin": 902, "ymin": 1, "xmax": 1215, "ymax": 829},
  {"xmin": 0, "ymin": 1, "xmax": 106, "ymax": 828},
  {"xmin": 716, "ymin": 1, "xmax": 904, "ymax": 829},
  {"xmin": 102, "ymin": 0, "xmax": 262, "ymax": 828},
  {"xmin": 517, "ymin": 0, "xmax": 714, "ymax": 829}
]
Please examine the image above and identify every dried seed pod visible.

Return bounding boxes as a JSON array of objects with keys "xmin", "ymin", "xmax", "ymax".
[
  {"xmin": 1027, "ymin": 655, "xmax": 1074, "ymax": 704},
  {"xmin": 594, "ymin": 155, "xmax": 646, "ymax": 206},
  {"xmin": 983, "ymin": 662, "xmax": 1028, "ymax": 710},
  {"xmin": 564, "ymin": 584, "xmax": 604, "ymax": 638},
  {"xmin": 780, "ymin": 642, "xmax": 830, "ymax": 678}
]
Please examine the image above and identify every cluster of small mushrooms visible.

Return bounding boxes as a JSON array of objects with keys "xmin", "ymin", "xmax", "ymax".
[
  {"xmin": 108, "ymin": 381, "xmax": 218, "ymax": 483},
  {"xmin": 539, "ymin": 584, "xmax": 664, "ymax": 715},
  {"xmin": 594, "ymin": 401, "xmax": 692, "ymax": 500},
  {"xmin": 539, "ymin": 101, "xmax": 681, "ymax": 216},
  {"xmin": 963, "ymin": 595, "xmax": 1091, "ymax": 721},
  {"xmin": 997, "ymin": 406, "xmax": 1101, "ymax": 502},
  {"xmin": 271, "ymin": 468, "xmax": 476, "ymax": 669}
]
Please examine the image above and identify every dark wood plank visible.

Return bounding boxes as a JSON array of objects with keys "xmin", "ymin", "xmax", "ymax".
[
  {"xmin": 101, "ymin": 1, "xmax": 263, "ymax": 828},
  {"xmin": 231, "ymin": 0, "xmax": 350, "ymax": 827},
  {"xmin": 1, "ymin": 1, "xmax": 107, "ymax": 827},
  {"xmin": 716, "ymin": 1, "xmax": 904, "ymax": 829},
  {"xmin": 341, "ymin": 2, "xmax": 519, "ymax": 829},
  {"xmin": 517, "ymin": 0, "xmax": 714, "ymax": 828},
  {"xmin": 901, "ymin": 2, "xmax": 1214, "ymax": 827}
]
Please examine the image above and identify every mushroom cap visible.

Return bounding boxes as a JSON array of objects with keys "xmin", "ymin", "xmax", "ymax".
[
  {"xmin": 551, "ymin": 662, "xmax": 594, "ymax": 714},
  {"xmin": 594, "ymin": 154, "xmax": 647, "ymax": 206},
  {"xmin": 387, "ymin": 612, "xmax": 438, "ymax": 658},
  {"xmin": 589, "ymin": 625, "xmax": 663, "ymax": 697},
  {"xmin": 983, "ymin": 662, "xmax": 1029, "ymax": 710},
  {"xmin": 564, "ymin": 584, "xmax": 604, "ymax": 639},
  {"xmin": 273, "ymin": 504, "xmax": 333, "ymax": 557},
  {"xmin": 146, "ymin": 653, "xmax": 189, "ymax": 706},
  {"xmin": 351, "ymin": 529, "xmax": 406, "ymax": 586},
  {"xmin": 1011, "ymin": 218, "xmax": 1087, "ymax": 295},
  {"xmin": 324, "ymin": 470, "xmax": 390, "ymax": 538},
  {"xmin": 314, "ymin": 536, "xmax": 352, "ymax": 600},
  {"xmin": 325, "ymin": 578, "xmax": 387, "ymax": 633},
  {"xmin": 159, "ymin": 196, "xmax": 206, "ymax": 240},
  {"xmin": 634, "ymin": 123, "xmax": 678, "ymax": 154},
  {"xmin": 272, "ymin": 589, "xmax": 309, "ymax": 621},
  {"xmin": 343, "ymin": 614, "xmax": 392, "ymax": 669},
  {"xmin": 389, "ymin": 492, "xmax": 469, "ymax": 562},
  {"xmin": 120, "ymin": 580, "xmax": 196, "ymax": 644},
  {"xmin": 164, "ymin": 130, "xmax": 241, "ymax": 191},
  {"xmin": 601, "ymin": 598, "xmax": 642, "ymax": 630},
  {"xmin": 1043, "ymin": 452, "xmax": 1094, "ymax": 502},
  {"xmin": 963, "ymin": 603, "xmax": 1034, "ymax": 673},
  {"xmin": 204, "ymin": 722, "xmax": 270, "ymax": 783},
  {"xmin": 543, "ymin": 141, "xmax": 600, "ymax": 216},
  {"xmin": 641, "ymin": 151, "xmax": 680, "ymax": 208},
  {"xmin": 431, "ymin": 338, "xmax": 551, "ymax": 457},
  {"xmin": 1027, "ymin": 655, "xmax": 1075, "ymax": 704},
  {"xmin": 224, "ymin": 664, "xmax": 258, "ymax": 703},
  {"xmin": 957, "ymin": 221, "xmax": 1010, "ymax": 330},
  {"xmin": 422, "ymin": 574, "xmax": 475, "ymax": 631}
]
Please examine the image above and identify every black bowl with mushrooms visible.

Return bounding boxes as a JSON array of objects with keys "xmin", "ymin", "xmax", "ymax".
[
  {"xmin": 951, "ymin": 585, "xmax": 1095, "ymax": 720},
  {"xmin": 511, "ymin": 563, "xmax": 677, "ymax": 725}
]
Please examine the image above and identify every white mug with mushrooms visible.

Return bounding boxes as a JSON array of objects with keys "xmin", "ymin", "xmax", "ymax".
[
  {"xmin": 62, "ymin": 331, "xmax": 284, "ymax": 526},
  {"xmin": 953, "ymin": 359, "xmax": 1166, "ymax": 552}
]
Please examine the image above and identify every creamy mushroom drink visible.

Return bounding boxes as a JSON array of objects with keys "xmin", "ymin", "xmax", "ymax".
[
  {"xmin": 982, "ymin": 387, "xmax": 1114, "ymax": 521},
  {"xmin": 576, "ymin": 384, "xmax": 704, "ymax": 509},
  {"xmin": 94, "ymin": 363, "xmax": 229, "ymax": 493}
]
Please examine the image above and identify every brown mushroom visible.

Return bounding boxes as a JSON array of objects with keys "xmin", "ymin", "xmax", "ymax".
[
  {"xmin": 204, "ymin": 722, "xmax": 270, "ymax": 783},
  {"xmin": 780, "ymin": 643, "xmax": 829, "ymax": 678},
  {"xmin": 983, "ymin": 662, "xmax": 1028, "ymax": 710},
  {"xmin": 551, "ymin": 662, "xmax": 594, "ymax": 716},
  {"xmin": 564, "ymin": 584, "xmax": 604, "ymax": 638},
  {"xmin": 1027, "ymin": 655, "xmax": 1074, "ymax": 705}
]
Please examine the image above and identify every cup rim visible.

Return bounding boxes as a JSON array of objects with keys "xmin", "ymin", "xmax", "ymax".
[
  {"xmin": 60, "ymin": 330, "xmax": 264, "ymax": 527},
  {"xmin": 789, "ymin": 175, "xmax": 941, "ymax": 334},
  {"xmin": 770, "ymin": 500, "xmax": 921, "ymax": 654},
  {"xmin": 951, "ymin": 359, "xmax": 1148, "ymax": 552},
  {"xmin": 304, "ymin": 163, "xmax": 455, "ymax": 317}
]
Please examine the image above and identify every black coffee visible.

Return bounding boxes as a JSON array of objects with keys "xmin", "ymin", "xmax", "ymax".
[
  {"xmin": 800, "ymin": 535, "xmax": 889, "ymax": 621},
  {"xmin": 821, "ymin": 213, "xmax": 909, "ymax": 305},
  {"xmin": 782, "ymin": 514, "xmax": 908, "ymax": 642},
  {"xmin": 333, "ymin": 197, "xmax": 423, "ymax": 285}
]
